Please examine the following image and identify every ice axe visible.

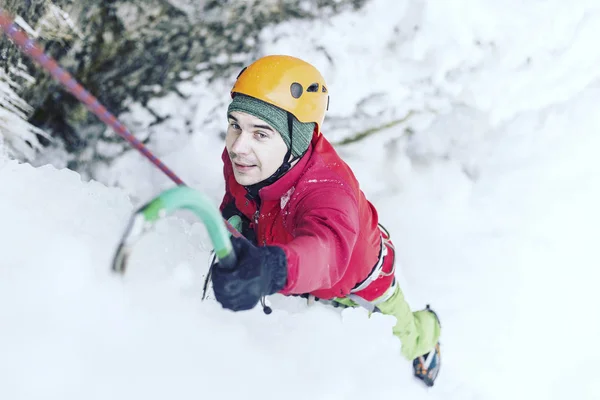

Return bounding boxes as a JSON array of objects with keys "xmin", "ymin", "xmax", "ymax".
[
  {"xmin": 111, "ymin": 185, "xmax": 238, "ymax": 274},
  {"xmin": 110, "ymin": 186, "xmax": 270, "ymax": 311}
]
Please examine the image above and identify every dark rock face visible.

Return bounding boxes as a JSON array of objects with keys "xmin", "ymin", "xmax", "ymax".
[{"xmin": 1, "ymin": 0, "xmax": 367, "ymax": 170}]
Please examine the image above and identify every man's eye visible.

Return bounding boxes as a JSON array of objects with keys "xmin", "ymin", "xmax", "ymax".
[
  {"xmin": 256, "ymin": 132, "xmax": 268, "ymax": 139},
  {"xmin": 230, "ymin": 122, "xmax": 241, "ymax": 130}
]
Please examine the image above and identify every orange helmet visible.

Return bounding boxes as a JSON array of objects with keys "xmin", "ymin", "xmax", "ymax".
[{"xmin": 230, "ymin": 55, "xmax": 329, "ymax": 134}]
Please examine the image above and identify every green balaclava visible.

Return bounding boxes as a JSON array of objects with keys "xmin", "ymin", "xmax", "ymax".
[{"xmin": 227, "ymin": 94, "xmax": 315, "ymax": 160}]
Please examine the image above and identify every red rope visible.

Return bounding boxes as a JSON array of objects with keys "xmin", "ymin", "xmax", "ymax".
[{"xmin": 0, "ymin": 9, "xmax": 185, "ymax": 186}]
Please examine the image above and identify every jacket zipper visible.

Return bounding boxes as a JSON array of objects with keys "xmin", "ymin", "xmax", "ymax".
[
  {"xmin": 253, "ymin": 207, "xmax": 266, "ymax": 245},
  {"xmin": 253, "ymin": 207, "xmax": 261, "ymax": 244},
  {"xmin": 253, "ymin": 209, "xmax": 259, "ymax": 225}
]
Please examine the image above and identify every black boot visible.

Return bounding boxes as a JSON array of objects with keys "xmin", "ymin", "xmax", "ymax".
[
  {"xmin": 413, "ymin": 342, "xmax": 441, "ymax": 387},
  {"xmin": 412, "ymin": 305, "xmax": 441, "ymax": 387}
]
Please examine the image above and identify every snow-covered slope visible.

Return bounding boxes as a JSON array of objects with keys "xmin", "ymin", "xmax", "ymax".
[
  {"xmin": 0, "ymin": 161, "xmax": 429, "ymax": 399},
  {"xmin": 2, "ymin": 0, "xmax": 600, "ymax": 399}
]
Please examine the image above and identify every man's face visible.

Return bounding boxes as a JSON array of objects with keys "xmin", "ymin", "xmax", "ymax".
[{"xmin": 225, "ymin": 111, "xmax": 288, "ymax": 186}]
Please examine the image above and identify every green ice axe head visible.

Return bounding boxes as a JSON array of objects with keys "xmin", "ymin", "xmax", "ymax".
[{"xmin": 111, "ymin": 186, "xmax": 237, "ymax": 274}]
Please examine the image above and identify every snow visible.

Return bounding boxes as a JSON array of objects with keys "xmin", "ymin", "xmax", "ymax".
[
  {"xmin": 2, "ymin": 0, "xmax": 600, "ymax": 399},
  {"xmin": 0, "ymin": 162, "xmax": 408, "ymax": 399}
]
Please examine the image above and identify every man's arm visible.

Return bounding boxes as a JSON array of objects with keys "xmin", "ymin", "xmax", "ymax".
[{"xmin": 278, "ymin": 186, "xmax": 360, "ymax": 295}]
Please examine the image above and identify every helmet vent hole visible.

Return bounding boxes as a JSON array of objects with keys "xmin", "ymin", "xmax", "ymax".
[
  {"xmin": 307, "ymin": 83, "xmax": 319, "ymax": 92},
  {"xmin": 322, "ymin": 85, "xmax": 327, "ymax": 93},
  {"xmin": 290, "ymin": 82, "xmax": 303, "ymax": 98}
]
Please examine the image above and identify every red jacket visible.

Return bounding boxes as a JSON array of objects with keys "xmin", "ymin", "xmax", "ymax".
[{"xmin": 219, "ymin": 134, "xmax": 395, "ymax": 301}]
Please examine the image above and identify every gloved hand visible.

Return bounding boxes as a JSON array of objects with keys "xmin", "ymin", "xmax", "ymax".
[{"xmin": 211, "ymin": 236, "xmax": 288, "ymax": 312}]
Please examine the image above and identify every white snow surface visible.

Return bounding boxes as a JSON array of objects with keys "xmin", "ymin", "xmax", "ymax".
[{"xmin": 2, "ymin": 0, "xmax": 600, "ymax": 399}]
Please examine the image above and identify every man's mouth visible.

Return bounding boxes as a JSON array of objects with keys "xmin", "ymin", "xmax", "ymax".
[{"xmin": 233, "ymin": 162, "xmax": 257, "ymax": 171}]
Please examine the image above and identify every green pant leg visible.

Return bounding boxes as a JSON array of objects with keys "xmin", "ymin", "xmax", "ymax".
[
  {"xmin": 376, "ymin": 284, "xmax": 441, "ymax": 360},
  {"xmin": 332, "ymin": 296, "xmax": 357, "ymax": 308}
]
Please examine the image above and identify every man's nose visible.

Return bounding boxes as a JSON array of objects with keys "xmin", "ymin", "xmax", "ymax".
[{"xmin": 231, "ymin": 131, "xmax": 252, "ymax": 155}]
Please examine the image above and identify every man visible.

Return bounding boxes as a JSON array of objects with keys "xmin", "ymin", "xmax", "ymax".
[{"xmin": 209, "ymin": 55, "xmax": 442, "ymax": 387}]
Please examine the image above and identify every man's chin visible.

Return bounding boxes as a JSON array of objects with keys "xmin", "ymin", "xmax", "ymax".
[{"xmin": 233, "ymin": 171, "xmax": 261, "ymax": 186}]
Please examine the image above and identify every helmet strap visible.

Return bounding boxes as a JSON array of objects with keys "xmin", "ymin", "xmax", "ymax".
[{"xmin": 284, "ymin": 112, "xmax": 295, "ymax": 163}]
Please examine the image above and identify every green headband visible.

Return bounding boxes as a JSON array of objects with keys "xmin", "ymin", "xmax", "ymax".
[{"xmin": 227, "ymin": 94, "xmax": 315, "ymax": 158}]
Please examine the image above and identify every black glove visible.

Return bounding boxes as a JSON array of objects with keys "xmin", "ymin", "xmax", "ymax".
[{"xmin": 211, "ymin": 236, "xmax": 288, "ymax": 312}]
